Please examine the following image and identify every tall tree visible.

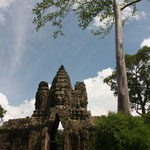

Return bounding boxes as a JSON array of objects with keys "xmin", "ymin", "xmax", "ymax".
[
  {"xmin": 33, "ymin": 0, "xmax": 142, "ymax": 114},
  {"xmin": 104, "ymin": 46, "xmax": 150, "ymax": 115},
  {"xmin": 113, "ymin": 0, "xmax": 130, "ymax": 114}
]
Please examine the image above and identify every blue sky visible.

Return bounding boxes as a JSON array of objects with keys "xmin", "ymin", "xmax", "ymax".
[{"xmin": 0, "ymin": 0, "xmax": 150, "ymax": 121}]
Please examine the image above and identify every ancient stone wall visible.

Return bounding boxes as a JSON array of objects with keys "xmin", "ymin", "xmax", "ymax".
[{"xmin": 0, "ymin": 65, "xmax": 96, "ymax": 150}]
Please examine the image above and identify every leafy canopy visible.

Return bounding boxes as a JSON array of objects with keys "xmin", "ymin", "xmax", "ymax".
[
  {"xmin": 104, "ymin": 46, "xmax": 150, "ymax": 115},
  {"xmin": 92, "ymin": 112, "xmax": 150, "ymax": 150},
  {"xmin": 33, "ymin": 0, "xmax": 137, "ymax": 38}
]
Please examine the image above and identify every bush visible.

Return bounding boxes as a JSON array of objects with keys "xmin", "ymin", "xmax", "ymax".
[
  {"xmin": 92, "ymin": 112, "xmax": 150, "ymax": 150},
  {"xmin": 0, "ymin": 104, "xmax": 6, "ymax": 123},
  {"xmin": 142, "ymin": 112, "xmax": 150, "ymax": 125}
]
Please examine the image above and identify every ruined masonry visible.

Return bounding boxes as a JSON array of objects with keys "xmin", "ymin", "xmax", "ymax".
[{"xmin": 0, "ymin": 65, "xmax": 97, "ymax": 150}]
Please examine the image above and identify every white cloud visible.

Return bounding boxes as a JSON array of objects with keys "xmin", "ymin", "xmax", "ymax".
[
  {"xmin": 140, "ymin": 38, "xmax": 150, "ymax": 48},
  {"xmin": 93, "ymin": 15, "xmax": 113, "ymax": 29},
  {"xmin": 92, "ymin": 7, "xmax": 146, "ymax": 29},
  {"xmin": 9, "ymin": 0, "xmax": 33, "ymax": 75},
  {"xmin": 84, "ymin": 68, "xmax": 117, "ymax": 116},
  {"xmin": 135, "ymin": 11, "xmax": 146, "ymax": 21},
  {"xmin": 0, "ymin": 93, "xmax": 35, "ymax": 122},
  {"xmin": 122, "ymin": 7, "xmax": 146, "ymax": 21},
  {"xmin": 0, "ymin": 0, "xmax": 15, "ymax": 9}
]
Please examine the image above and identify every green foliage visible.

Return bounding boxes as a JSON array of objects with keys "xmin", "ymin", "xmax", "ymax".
[
  {"xmin": 104, "ymin": 46, "xmax": 150, "ymax": 115},
  {"xmin": 33, "ymin": 0, "xmax": 137, "ymax": 38},
  {"xmin": 0, "ymin": 104, "xmax": 6, "ymax": 123},
  {"xmin": 92, "ymin": 112, "xmax": 150, "ymax": 150},
  {"xmin": 142, "ymin": 112, "xmax": 150, "ymax": 125}
]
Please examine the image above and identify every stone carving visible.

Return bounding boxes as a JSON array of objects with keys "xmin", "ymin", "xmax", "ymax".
[
  {"xmin": 35, "ymin": 81, "xmax": 49, "ymax": 111},
  {"xmin": 0, "ymin": 65, "xmax": 96, "ymax": 150}
]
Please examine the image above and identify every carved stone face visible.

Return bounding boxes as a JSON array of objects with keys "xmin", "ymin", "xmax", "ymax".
[
  {"xmin": 80, "ymin": 96, "xmax": 88, "ymax": 108},
  {"xmin": 54, "ymin": 90, "xmax": 65, "ymax": 105}
]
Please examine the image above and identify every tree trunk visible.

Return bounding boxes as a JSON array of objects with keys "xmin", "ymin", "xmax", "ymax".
[{"xmin": 113, "ymin": 0, "xmax": 131, "ymax": 114}]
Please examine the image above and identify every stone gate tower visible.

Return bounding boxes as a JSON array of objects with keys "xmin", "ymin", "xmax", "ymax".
[{"xmin": 0, "ymin": 65, "xmax": 95, "ymax": 150}]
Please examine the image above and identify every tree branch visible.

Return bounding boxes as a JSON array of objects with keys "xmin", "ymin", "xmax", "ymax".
[
  {"xmin": 121, "ymin": 0, "xmax": 142, "ymax": 11},
  {"xmin": 136, "ymin": 105, "xmax": 142, "ymax": 115}
]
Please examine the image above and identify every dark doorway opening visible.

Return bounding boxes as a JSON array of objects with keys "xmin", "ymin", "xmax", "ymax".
[{"xmin": 49, "ymin": 114, "xmax": 64, "ymax": 150}]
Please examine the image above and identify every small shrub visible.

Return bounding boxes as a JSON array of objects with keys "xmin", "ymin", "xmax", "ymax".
[
  {"xmin": 142, "ymin": 112, "xmax": 150, "ymax": 125},
  {"xmin": 0, "ymin": 104, "xmax": 6, "ymax": 123},
  {"xmin": 92, "ymin": 112, "xmax": 150, "ymax": 150}
]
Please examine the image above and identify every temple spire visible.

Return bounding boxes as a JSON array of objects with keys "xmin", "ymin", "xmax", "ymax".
[
  {"xmin": 59, "ymin": 65, "xmax": 65, "ymax": 70},
  {"xmin": 51, "ymin": 65, "xmax": 72, "ymax": 89},
  {"xmin": 49, "ymin": 65, "xmax": 72, "ymax": 106}
]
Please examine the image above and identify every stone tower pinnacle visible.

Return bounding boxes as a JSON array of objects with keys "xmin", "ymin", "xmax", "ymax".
[
  {"xmin": 51, "ymin": 65, "xmax": 72, "ymax": 90},
  {"xmin": 48, "ymin": 65, "xmax": 72, "ymax": 107}
]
